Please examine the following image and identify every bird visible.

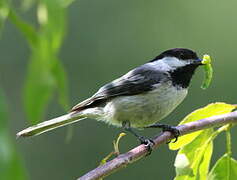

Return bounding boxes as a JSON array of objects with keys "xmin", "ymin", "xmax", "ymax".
[{"xmin": 17, "ymin": 48, "xmax": 204, "ymax": 149}]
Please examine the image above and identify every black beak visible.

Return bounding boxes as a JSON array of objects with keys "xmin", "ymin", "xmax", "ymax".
[{"xmin": 193, "ymin": 58, "xmax": 203, "ymax": 65}]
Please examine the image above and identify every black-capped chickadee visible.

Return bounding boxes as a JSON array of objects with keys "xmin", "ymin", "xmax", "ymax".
[{"xmin": 17, "ymin": 48, "xmax": 203, "ymax": 148}]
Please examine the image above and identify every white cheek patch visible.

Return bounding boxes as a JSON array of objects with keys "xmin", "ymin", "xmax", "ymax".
[
  {"xmin": 163, "ymin": 57, "xmax": 188, "ymax": 67},
  {"xmin": 149, "ymin": 57, "xmax": 191, "ymax": 71}
]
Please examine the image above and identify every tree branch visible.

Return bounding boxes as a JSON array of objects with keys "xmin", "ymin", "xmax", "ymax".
[{"xmin": 78, "ymin": 111, "xmax": 237, "ymax": 180}]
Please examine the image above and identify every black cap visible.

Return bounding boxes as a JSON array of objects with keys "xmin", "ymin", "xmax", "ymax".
[{"xmin": 151, "ymin": 48, "xmax": 199, "ymax": 62}]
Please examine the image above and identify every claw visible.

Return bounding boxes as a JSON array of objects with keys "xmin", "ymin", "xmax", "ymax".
[
  {"xmin": 162, "ymin": 126, "xmax": 180, "ymax": 144},
  {"xmin": 146, "ymin": 123, "xmax": 180, "ymax": 144},
  {"xmin": 139, "ymin": 137, "xmax": 155, "ymax": 155}
]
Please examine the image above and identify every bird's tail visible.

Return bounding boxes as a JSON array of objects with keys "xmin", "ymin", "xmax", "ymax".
[{"xmin": 16, "ymin": 112, "xmax": 86, "ymax": 138}]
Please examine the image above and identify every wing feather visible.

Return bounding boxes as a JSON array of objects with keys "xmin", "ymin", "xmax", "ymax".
[{"xmin": 71, "ymin": 65, "xmax": 168, "ymax": 111}]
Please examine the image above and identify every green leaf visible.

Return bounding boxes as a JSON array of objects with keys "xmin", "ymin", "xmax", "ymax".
[
  {"xmin": 0, "ymin": 89, "xmax": 28, "ymax": 180},
  {"xmin": 52, "ymin": 59, "xmax": 70, "ymax": 110},
  {"xmin": 8, "ymin": 10, "xmax": 38, "ymax": 48},
  {"xmin": 61, "ymin": 0, "xmax": 76, "ymax": 7},
  {"xmin": 0, "ymin": 88, "xmax": 7, "ymax": 130},
  {"xmin": 21, "ymin": 0, "xmax": 36, "ymax": 11},
  {"xmin": 169, "ymin": 103, "xmax": 236, "ymax": 150},
  {"xmin": 0, "ymin": 0, "xmax": 9, "ymax": 33},
  {"xmin": 37, "ymin": 1, "xmax": 66, "ymax": 52},
  {"xmin": 208, "ymin": 154, "xmax": 237, "ymax": 180},
  {"xmin": 23, "ymin": 1, "xmax": 69, "ymax": 124},
  {"xmin": 23, "ymin": 40, "xmax": 55, "ymax": 124},
  {"xmin": 174, "ymin": 129, "xmax": 213, "ymax": 180}
]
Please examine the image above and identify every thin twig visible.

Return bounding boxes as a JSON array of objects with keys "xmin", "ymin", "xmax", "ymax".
[{"xmin": 78, "ymin": 111, "xmax": 237, "ymax": 180}]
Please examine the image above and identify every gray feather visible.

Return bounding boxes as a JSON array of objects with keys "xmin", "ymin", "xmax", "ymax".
[{"xmin": 71, "ymin": 65, "xmax": 169, "ymax": 111}]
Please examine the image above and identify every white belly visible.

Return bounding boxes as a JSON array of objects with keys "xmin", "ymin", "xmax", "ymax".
[{"xmin": 101, "ymin": 82, "xmax": 187, "ymax": 128}]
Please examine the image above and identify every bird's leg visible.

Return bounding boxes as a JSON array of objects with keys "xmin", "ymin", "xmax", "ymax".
[
  {"xmin": 146, "ymin": 123, "xmax": 180, "ymax": 143},
  {"xmin": 122, "ymin": 121, "xmax": 154, "ymax": 154}
]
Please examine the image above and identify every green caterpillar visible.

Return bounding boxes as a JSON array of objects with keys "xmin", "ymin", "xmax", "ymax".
[{"xmin": 201, "ymin": 54, "xmax": 213, "ymax": 89}]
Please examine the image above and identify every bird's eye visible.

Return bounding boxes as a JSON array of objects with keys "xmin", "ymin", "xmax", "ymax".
[{"xmin": 179, "ymin": 53, "xmax": 185, "ymax": 59}]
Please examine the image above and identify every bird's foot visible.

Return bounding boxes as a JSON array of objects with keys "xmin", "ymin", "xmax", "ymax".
[
  {"xmin": 138, "ymin": 136, "xmax": 155, "ymax": 155},
  {"xmin": 122, "ymin": 121, "xmax": 155, "ymax": 155},
  {"xmin": 146, "ymin": 124, "xmax": 180, "ymax": 143},
  {"xmin": 162, "ymin": 125, "xmax": 180, "ymax": 143}
]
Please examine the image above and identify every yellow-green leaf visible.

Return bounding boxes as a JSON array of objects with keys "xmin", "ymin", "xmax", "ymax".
[
  {"xmin": 169, "ymin": 103, "xmax": 236, "ymax": 150},
  {"xmin": 174, "ymin": 154, "xmax": 193, "ymax": 177},
  {"xmin": 174, "ymin": 130, "xmax": 213, "ymax": 180},
  {"xmin": 198, "ymin": 140, "xmax": 213, "ymax": 180}
]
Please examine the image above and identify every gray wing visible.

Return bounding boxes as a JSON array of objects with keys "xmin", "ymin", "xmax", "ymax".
[{"xmin": 71, "ymin": 65, "xmax": 168, "ymax": 112}]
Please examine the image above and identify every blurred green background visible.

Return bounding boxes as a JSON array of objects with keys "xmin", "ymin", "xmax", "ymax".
[{"xmin": 0, "ymin": 0, "xmax": 237, "ymax": 179}]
